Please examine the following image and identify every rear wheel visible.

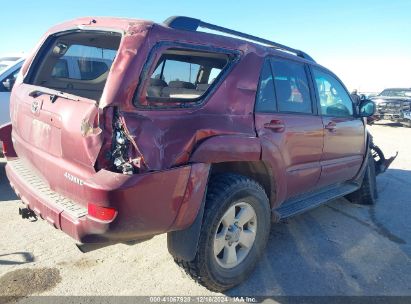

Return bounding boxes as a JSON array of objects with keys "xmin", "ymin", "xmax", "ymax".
[
  {"xmin": 347, "ymin": 152, "xmax": 377, "ymax": 205},
  {"xmin": 174, "ymin": 173, "xmax": 271, "ymax": 292}
]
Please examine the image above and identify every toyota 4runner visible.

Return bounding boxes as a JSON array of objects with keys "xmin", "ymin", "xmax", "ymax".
[{"xmin": 0, "ymin": 16, "xmax": 396, "ymax": 291}]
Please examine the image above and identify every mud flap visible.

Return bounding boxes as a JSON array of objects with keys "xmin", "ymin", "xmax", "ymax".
[{"xmin": 167, "ymin": 195, "xmax": 206, "ymax": 262}]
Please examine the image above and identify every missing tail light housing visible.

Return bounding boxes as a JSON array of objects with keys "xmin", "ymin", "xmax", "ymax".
[{"xmin": 88, "ymin": 203, "xmax": 117, "ymax": 222}]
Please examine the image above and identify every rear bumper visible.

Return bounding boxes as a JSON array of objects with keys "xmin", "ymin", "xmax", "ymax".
[{"xmin": 6, "ymin": 158, "xmax": 210, "ymax": 243}]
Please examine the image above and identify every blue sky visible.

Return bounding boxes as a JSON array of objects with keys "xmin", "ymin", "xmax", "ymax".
[{"xmin": 2, "ymin": 0, "xmax": 410, "ymax": 91}]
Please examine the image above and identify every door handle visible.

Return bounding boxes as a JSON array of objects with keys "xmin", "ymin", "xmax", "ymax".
[
  {"xmin": 264, "ymin": 120, "xmax": 285, "ymax": 132},
  {"xmin": 324, "ymin": 121, "xmax": 337, "ymax": 132}
]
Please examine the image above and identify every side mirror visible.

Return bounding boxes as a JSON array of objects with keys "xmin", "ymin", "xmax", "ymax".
[{"xmin": 359, "ymin": 99, "xmax": 375, "ymax": 117}]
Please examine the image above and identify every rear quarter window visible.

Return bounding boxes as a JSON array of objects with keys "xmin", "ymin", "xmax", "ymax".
[
  {"xmin": 270, "ymin": 58, "xmax": 312, "ymax": 114},
  {"xmin": 135, "ymin": 46, "xmax": 237, "ymax": 109}
]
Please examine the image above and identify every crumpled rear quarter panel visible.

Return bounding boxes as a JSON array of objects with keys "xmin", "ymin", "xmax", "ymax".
[{"xmin": 5, "ymin": 17, "xmax": 266, "ymax": 242}]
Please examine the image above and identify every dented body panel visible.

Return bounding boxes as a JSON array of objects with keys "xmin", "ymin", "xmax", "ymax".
[
  {"xmin": 3, "ymin": 17, "xmax": 265, "ymax": 242},
  {"xmin": 6, "ymin": 157, "xmax": 209, "ymax": 242},
  {"xmin": 1, "ymin": 16, "xmax": 395, "ymax": 245}
]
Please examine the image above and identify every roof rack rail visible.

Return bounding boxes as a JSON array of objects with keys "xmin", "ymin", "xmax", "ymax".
[{"xmin": 163, "ymin": 16, "xmax": 315, "ymax": 63}]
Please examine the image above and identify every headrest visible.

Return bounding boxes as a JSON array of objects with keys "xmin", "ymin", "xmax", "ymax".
[
  {"xmin": 150, "ymin": 78, "xmax": 167, "ymax": 87},
  {"xmin": 168, "ymin": 81, "xmax": 196, "ymax": 89},
  {"xmin": 274, "ymin": 79, "xmax": 292, "ymax": 101},
  {"xmin": 196, "ymin": 83, "xmax": 210, "ymax": 91}
]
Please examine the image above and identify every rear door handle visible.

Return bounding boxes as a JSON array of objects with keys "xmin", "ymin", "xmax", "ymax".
[
  {"xmin": 324, "ymin": 121, "xmax": 337, "ymax": 132},
  {"xmin": 264, "ymin": 120, "xmax": 285, "ymax": 132}
]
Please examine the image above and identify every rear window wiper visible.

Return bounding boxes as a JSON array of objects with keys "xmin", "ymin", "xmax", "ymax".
[{"xmin": 29, "ymin": 88, "xmax": 81, "ymax": 103}]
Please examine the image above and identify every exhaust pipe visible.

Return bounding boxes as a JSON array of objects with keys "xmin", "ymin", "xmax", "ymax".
[{"xmin": 19, "ymin": 207, "xmax": 37, "ymax": 221}]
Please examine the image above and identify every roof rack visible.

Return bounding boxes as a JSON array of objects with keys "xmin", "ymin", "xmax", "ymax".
[{"xmin": 163, "ymin": 16, "xmax": 315, "ymax": 63}]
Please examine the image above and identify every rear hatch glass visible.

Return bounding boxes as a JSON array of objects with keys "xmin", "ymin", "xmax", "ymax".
[
  {"xmin": 26, "ymin": 30, "xmax": 121, "ymax": 101},
  {"xmin": 11, "ymin": 30, "xmax": 122, "ymax": 205}
]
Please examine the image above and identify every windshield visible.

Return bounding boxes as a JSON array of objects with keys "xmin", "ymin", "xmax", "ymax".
[{"xmin": 379, "ymin": 89, "xmax": 411, "ymax": 97}]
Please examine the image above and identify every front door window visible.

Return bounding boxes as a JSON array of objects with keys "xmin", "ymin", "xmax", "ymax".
[{"xmin": 312, "ymin": 68, "xmax": 353, "ymax": 117}]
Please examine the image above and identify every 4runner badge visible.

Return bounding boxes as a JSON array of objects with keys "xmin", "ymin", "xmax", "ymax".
[{"xmin": 64, "ymin": 172, "xmax": 84, "ymax": 186}]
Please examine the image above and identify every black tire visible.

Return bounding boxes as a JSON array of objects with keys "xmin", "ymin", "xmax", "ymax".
[
  {"xmin": 174, "ymin": 173, "xmax": 271, "ymax": 292},
  {"xmin": 347, "ymin": 152, "xmax": 377, "ymax": 205}
]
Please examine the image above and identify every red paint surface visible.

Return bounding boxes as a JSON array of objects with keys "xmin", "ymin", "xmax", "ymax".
[
  {"xmin": 255, "ymin": 113, "xmax": 324, "ymax": 204},
  {"xmin": 1, "ymin": 17, "xmax": 369, "ymax": 243}
]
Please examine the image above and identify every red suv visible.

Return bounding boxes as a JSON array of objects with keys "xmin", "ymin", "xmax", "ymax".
[{"xmin": 0, "ymin": 16, "xmax": 395, "ymax": 291}]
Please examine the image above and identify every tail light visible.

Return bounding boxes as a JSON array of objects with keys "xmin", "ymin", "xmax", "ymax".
[
  {"xmin": 2, "ymin": 142, "xmax": 7, "ymax": 154},
  {"xmin": 87, "ymin": 203, "xmax": 117, "ymax": 222}
]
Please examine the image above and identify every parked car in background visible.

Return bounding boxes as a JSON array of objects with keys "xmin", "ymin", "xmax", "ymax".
[
  {"xmin": 0, "ymin": 16, "xmax": 396, "ymax": 291},
  {"xmin": 371, "ymin": 88, "xmax": 411, "ymax": 127},
  {"xmin": 0, "ymin": 56, "xmax": 23, "ymax": 72},
  {"xmin": 0, "ymin": 57, "xmax": 24, "ymax": 126},
  {"xmin": 50, "ymin": 56, "xmax": 114, "ymax": 80},
  {"xmin": 1, "ymin": 57, "xmax": 24, "ymax": 153},
  {"xmin": 0, "ymin": 55, "xmax": 112, "ymax": 153},
  {"xmin": 358, "ymin": 92, "xmax": 378, "ymax": 100}
]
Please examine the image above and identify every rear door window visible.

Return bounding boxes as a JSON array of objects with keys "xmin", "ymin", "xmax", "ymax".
[
  {"xmin": 255, "ymin": 59, "xmax": 276, "ymax": 112},
  {"xmin": 270, "ymin": 58, "xmax": 313, "ymax": 114}
]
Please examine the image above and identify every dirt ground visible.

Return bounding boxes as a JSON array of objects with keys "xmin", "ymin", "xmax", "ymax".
[{"xmin": 0, "ymin": 122, "xmax": 410, "ymax": 301}]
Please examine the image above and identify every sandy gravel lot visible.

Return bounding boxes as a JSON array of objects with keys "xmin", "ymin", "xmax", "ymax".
[{"xmin": 0, "ymin": 122, "xmax": 410, "ymax": 301}]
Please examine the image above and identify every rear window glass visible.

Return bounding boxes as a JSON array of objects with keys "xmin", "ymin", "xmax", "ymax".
[
  {"xmin": 27, "ymin": 31, "xmax": 121, "ymax": 100},
  {"xmin": 51, "ymin": 59, "xmax": 69, "ymax": 78},
  {"xmin": 136, "ymin": 48, "xmax": 232, "ymax": 108},
  {"xmin": 78, "ymin": 60, "xmax": 110, "ymax": 80}
]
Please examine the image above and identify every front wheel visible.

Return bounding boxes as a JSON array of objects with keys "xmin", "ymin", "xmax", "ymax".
[{"xmin": 174, "ymin": 174, "xmax": 271, "ymax": 292}]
